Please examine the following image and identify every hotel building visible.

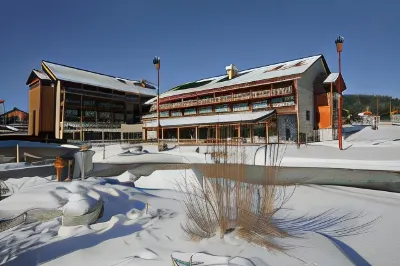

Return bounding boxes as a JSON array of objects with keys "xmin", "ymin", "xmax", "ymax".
[
  {"xmin": 26, "ymin": 61, "xmax": 157, "ymax": 141},
  {"xmin": 142, "ymin": 55, "xmax": 346, "ymax": 144}
]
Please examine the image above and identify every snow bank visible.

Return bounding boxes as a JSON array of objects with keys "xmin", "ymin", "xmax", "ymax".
[
  {"xmin": 1, "ymin": 174, "xmax": 399, "ymax": 266},
  {"xmin": 115, "ymin": 171, "xmax": 138, "ymax": 183},
  {"xmin": 134, "ymin": 169, "xmax": 202, "ymax": 191},
  {"xmin": 62, "ymin": 192, "xmax": 100, "ymax": 216}
]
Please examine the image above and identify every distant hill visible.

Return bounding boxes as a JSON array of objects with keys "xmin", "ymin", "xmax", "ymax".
[{"xmin": 343, "ymin": 94, "xmax": 400, "ymax": 121}]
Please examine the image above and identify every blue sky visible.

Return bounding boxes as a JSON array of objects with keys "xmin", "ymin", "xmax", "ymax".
[{"xmin": 0, "ymin": 0, "xmax": 399, "ymax": 111}]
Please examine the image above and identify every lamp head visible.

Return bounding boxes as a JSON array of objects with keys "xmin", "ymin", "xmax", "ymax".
[
  {"xmin": 153, "ymin": 56, "xmax": 160, "ymax": 70},
  {"xmin": 335, "ymin": 36, "xmax": 344, "ymax": 52}
]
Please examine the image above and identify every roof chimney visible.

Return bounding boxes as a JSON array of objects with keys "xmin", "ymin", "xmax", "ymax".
[{"xmin": 225, "ymin": 64, "xmax": 238, "ymax": 80}]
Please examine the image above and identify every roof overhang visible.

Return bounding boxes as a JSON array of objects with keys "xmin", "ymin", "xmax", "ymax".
[
  {"xmin": 323, "ymin": 73, "xmax": 347, "ymax": 92},
  {"xmin": 144, "ymin": 110, "xmax": 276, "ymax": 128}
]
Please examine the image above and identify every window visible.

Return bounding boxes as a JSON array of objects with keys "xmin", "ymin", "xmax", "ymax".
[{"xmin": 306, "ymin": 110, "xmax": 310, "ymax": 121}]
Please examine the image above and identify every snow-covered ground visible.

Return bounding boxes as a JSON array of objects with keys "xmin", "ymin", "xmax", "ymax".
[
  {"xmin": 0, "ymin": 171, "xmax": 399, "ymax": 265},
  {"xmin": 90, "ymin": 125, "xmax": 400, "ymax": 172},
  {"xmin": 0, "ymin": 125, "xmax": 399, "ymax": 265}
]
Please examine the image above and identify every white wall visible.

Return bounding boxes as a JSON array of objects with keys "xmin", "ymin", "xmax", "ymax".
[{"xmin": 297, "ymin": 58, "xmax": 328, "ymax": 135}]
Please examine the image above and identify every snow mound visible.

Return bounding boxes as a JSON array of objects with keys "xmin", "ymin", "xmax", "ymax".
[
  {"xmin": 134, "ymin": 169, "xmax": 202, "ymax": 191},
  {"xmin": 63, "ymin": 192, "xmax": 100, "ymax": 216},
  {"xmin": 116, "ymin": 171, "xmax": 138, "ymax": 183}
]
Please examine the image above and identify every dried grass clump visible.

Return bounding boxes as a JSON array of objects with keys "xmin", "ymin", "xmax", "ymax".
[{"xmin": 176, "ymin": 134, "xmax": 379, "ymax": 253}]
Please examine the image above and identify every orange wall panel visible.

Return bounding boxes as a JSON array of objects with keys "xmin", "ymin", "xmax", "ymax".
[
  {"xmin": 317, "ymin": 106, "xmax": 331, "ymax": 129},
  {"xmin": 28, "ymin": 87, "xmax": 41, "ymax": 136},
  {"xmin": 40, "ymin": 86, "xmax": 55, "ymax": 132}
]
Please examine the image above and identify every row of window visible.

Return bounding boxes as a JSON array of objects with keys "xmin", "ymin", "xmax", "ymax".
[{"xmin": 145, "ymin": 96, "xmax": 296, "ymax": 119}]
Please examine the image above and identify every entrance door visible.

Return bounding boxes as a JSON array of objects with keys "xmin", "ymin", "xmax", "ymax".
[{"xmin": 285, "ymin": 128, "xmax": 290, "ymax": 141}]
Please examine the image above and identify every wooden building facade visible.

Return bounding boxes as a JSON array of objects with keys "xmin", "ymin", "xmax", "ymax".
[
  {"xmin": 142, "ymin": 55, "xmax": 346, "ymax": 144},
  {"xmin": 26, "ymin": 62, "xmax": 156, "ymax": 140}
]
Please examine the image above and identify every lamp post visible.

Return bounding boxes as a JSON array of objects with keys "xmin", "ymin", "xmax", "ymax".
[
  {"xmin": 335, "ymin": 36, "xmax": 344, "ymax": 150},
  {"xmin": 153, "ymin": 57, "xmax": 161, "ymax": 147}
]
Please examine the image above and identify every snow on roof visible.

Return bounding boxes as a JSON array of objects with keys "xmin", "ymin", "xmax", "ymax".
[
  {"xmin": 159, "ymin": 55, "xmax": 323, "ymax": 99},
  {"xmin": 144, "ymin": 110, "xmax": 275, "ymax": 127},
  {"xmin": 144, "ymin": 97, "xmax": 157, "ymax": 105},
  {"xmin": 26, "ymin": 69, "xmax": 51, "ymax": 85},
  {"xmin": 33, "ymin": 69, "xmax": 50, "ymax": 81},
  {"xmin": 42, "ymin": 61, "xmax": 157, "ymax": 97},
  {"xmin": 323, "ymin": 73, "xmax": 339, "ymax": 84}
]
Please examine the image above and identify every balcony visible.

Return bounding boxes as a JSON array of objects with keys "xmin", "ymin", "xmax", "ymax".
[{"xmin": 149, "ymin": 86, "xmax": 292, "ymax": 112}]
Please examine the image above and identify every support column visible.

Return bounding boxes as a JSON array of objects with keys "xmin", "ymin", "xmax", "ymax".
[
  {"xmin": 266, "ymin": 122, "xmax": 269, "ymax": 144},
  {"xmin": 294, "ymin": 80, "xmax": 300, "ymax": 147},
  {"xmin": 60, "ymin": 89, "xmax": 66, "ymax": 139},
  {"xmin": 161, "ymin": 128, "xmax": 164, "ymax": 140},
  {"xmin": 276, "ymin": 115, "xmax": 280, "ymax": 144},
  {"xmin": 330, "ymin": 82, "xmax": 333, "ymax": 128},
  {"xmin": 215, "ymin": 125, "xmax": 219, "ymax": 142},
  {"xmin": 55, "ymin": 81, "xmax": 62, "ymax": 139},
  {"xmin": 195, "ymin": 127, "xmax": 198, "ymax": 143},
  {"xmin": 250, "ymin": 125, "xmax": 254, "ymax": 143},
  {"xmin": 238, "ymin": 124, "xmax": 241, "ymax": 138},
  {"xmin": 177, "ymin": 128, "xmax": 180, "ymax": 143},
  {"xmin": 102, "ymin": 131, "xmax": 105, "ymax": 142},
  {"xmin": 80, "ymin": 93, "xmax": 83, "ymax": 141}
]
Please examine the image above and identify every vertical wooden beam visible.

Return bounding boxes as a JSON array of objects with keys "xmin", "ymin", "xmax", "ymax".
[
  {"xmin": 270, "ymin": 83, "xmax": 273, "ymax": 98},
  {"xmin": 238, "ymin": 124, "xmax": 241, "ymax": 138},
  {"xmin": 124, "ymin": 100, "xmax": 127, "ymax": 123},
  {"xmin": 161, "ymin": 127, "xmax": 164, "ymax": 140},
  {"xmin": 60, "ymin": 89, "xmax": 66, "ymax": 139},
  {"xmin": 266, "ymin": 122, "xmax": 269, "ymax": 144},
  {"xmin": 55, "ymin": 81, "xmax": 61, "ymax": 139},
  {"xmin": 138, "ymin": 94, "xmax": 142, "ymax": 118},
  {"xmin": 177, "ymin": 127, "xmax": 180, "ymax": 143},
  {"xmin": 195, "ymin": 126, "xmax": 198, "ymax": 143},
  {"xmin": 330, "ymin": 82, "xmax": 333, "ymax": 128},
  {"xmin": 80, "ymin": 93, "xmax": 83, "ymax": 141},
  {"xmin": 276, "ymin": 114, "xmax": 280, "ymax": 143},
  {"xmin": 294, "ymin": 80, "xmax": 300, "ymax": 147},
  {"xmin": 250, "ymin": 124, "xmax": 254, "ymax": 143},
  {"xmin": 215, "ymin": 124, "xmax": 219, "ymax": 142}
]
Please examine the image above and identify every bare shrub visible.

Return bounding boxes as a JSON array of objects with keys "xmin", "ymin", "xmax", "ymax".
[{"xmin": 176, "ymin": 123, "xmax": 379, "ymax": 253}]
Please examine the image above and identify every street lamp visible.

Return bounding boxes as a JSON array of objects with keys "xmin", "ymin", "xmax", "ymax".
[
  {"xmin": 335, "ymin": 36, "xmax": 344, "ymax": 150},
  {"xmin": 153, "ymin": 56, "xmax": 161, "ymax": 147}
]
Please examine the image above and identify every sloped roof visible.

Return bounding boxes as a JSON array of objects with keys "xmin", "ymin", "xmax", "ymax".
[
  {"xmin": 41, "ymin": 61, "xmax": 157, "ymax": 97},
  {"xmin": 26, "ymin": 69, "xmax": 51, "ymax": 85},
  {"xmin": 323, "ymin": 73, "xmax": 339, "ymax": 83},
  {"xmin": 323, "ymin": 72, "xmax": 347, "ymax": 91},
  {"xmin": 159, "ymin": 55, "xmax": 326, "ymax": 100},
  {"xmin": 144, "ymin": 110, "xmax": 275, "ymax": 127},
  {"xmin": 0, "ymin": 107, "xmax": 28, "ymax": 117}
]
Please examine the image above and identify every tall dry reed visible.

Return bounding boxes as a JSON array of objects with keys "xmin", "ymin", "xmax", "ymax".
[{"xmin": 176, "ymin": 124, "xmax": 378, "ymax": 253}]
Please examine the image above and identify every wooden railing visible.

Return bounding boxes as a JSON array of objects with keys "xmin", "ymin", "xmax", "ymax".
[{"xmin": 149, "ymin": 88, "xmax": 291, "ymax": 112}]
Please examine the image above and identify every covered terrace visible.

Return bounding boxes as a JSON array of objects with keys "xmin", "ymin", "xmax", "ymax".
[{"xmin": 143, "ymin": 110, "xmax": 279, "ymax": 144}]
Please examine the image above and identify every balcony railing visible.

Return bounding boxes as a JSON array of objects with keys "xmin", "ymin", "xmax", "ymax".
[{"xmin": 150, "ymin": 86, "xmax": 292, "ymax": 112}]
